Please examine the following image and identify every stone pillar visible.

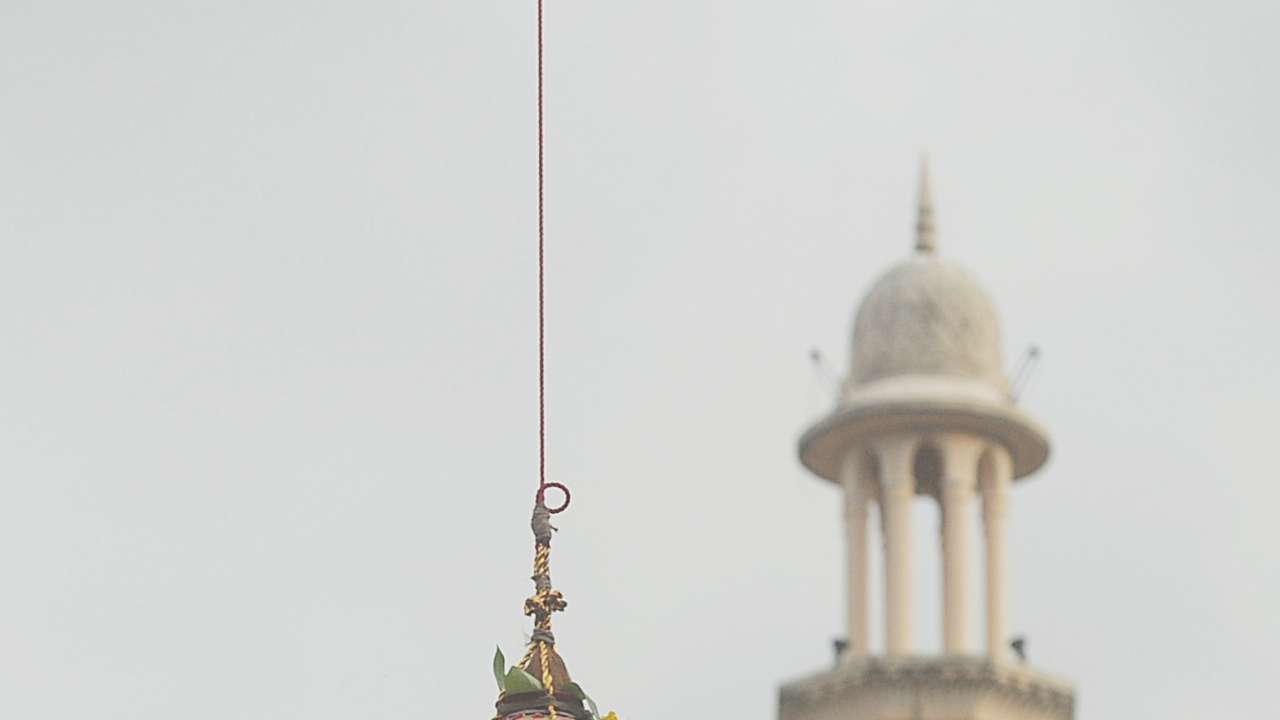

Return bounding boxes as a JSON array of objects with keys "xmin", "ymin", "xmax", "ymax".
[
  {"xmin": 841, "ymin": 450, "xmax": 874, "ymax": 656},
  {"xmin": 938, "ymin": 435, "xmax": 983, "ymax": 654},
  {"xmin": 878, "ymin": 436, "xmax": 916, "ymax": 655},
  {"xmin": 982, "ymin": 445, "xmax": 1013, "ymax": 661}
]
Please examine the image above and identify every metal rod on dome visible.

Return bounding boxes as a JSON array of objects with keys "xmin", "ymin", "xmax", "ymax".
[{"xmin": 1009, "ymin": 345, "xmax": 1042, "ymax": 402}]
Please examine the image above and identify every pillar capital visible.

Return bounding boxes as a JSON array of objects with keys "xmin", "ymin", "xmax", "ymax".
[
  {"xmin": 981, "ymin": 445, "xmax": 1013, "ymax": 527},
  {"xmin": 840, "ymin": 449, "xmax": 878, "ymax": 506},
  {"xmin": 935, "ymin": 433, "xmax": 985, "ymax": 496},
  {"xmin": 874, "ymin": 434, "xmax": 918, "ymax": 497}
]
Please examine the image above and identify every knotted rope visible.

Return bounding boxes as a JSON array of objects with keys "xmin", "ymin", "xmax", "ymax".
[
  {"xmin": 520, "ymin": 489, "xmax": 569, "ymax": 720},
  {"xmin": 521, "ymin": 2, "xmax": 573, "ymax": 717}
]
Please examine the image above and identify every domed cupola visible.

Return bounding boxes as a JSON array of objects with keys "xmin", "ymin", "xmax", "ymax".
[
  {"xmin": 848, "ymin": 169, "xmax": 1006, "ymax": 393},
  {"xmin": 801, "ymin": 163, "xmax": 1050, "ymax": 483},
  {"xmin": 784, "ymin": 162, "xmax": 1074, "ymax": 720}
]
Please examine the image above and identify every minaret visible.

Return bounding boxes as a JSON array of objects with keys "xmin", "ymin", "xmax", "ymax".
[{"xmin": 779, "ymin": 165, "xmax": 1075, "ymax": 720}]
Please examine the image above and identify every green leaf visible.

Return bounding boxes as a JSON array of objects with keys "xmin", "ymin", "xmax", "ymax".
[
  {"xmin": 503, "ymin": 666, "xmax": 544, "ymax": 695},
  {"xmin": 492, "ymin": 646, "xmax": 506, "ymax": 691},
  {"xmin": 564, "ymin": 684, "xmax": 599, "ymax": 720}
]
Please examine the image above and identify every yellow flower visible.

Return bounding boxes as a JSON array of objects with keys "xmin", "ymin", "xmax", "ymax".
[{"xmin": 603, "ymin": 713, "xmax": 619, "ymax": 720}]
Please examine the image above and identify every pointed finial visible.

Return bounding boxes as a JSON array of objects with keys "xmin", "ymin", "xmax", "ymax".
[{"xmin": 915, "ymin": 156, "xmax": 937, "ymax": 254}]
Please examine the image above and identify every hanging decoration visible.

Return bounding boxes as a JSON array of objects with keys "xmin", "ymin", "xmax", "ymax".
[{"xmin": 488, "ymin": 3, "xmax": 619, "ymax": 720}]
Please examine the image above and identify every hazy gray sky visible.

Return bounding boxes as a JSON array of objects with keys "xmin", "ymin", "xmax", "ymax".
[{"xmin": 1, "ymin": 1, "xmax": 1277, "ymax": 718}]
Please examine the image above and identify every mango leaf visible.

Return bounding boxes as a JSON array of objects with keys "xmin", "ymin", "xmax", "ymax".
[
  {"xmin": 492, "ymin": 646, "xmax": 506, "ymax": 691},
  {"xmin": 563, "ymin": 681, "xmax": 599, "ymax": 718},
  {"xmin": 503, "ymin": 666, "xmax": 544, "ymax": 695}
]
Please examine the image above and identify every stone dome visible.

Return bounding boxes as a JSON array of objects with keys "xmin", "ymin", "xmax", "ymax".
[
  {"xmin": 800, "ymin": 163, "xmax": 1049, "ymax": 483},
  {"xmin": 849, "ymin": 254, "xmax": 1007, "ymax": 392}
]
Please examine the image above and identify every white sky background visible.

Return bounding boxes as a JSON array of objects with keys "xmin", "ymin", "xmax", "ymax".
[{"xmin": 1, "ymin": 0, "xmax": 1277, "ymax": 717}]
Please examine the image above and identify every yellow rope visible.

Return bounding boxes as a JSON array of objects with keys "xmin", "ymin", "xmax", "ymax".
[
  {"xmin": 538, "ymin": 640, "xmax": 557, "ymax": 720},
  {"xmin": 518, "ymin": 641, "xmax": 537, "ymax": 669},
  {"xmin": 522, "ymin": 533, "xmax": 566, "ymax": 720}
]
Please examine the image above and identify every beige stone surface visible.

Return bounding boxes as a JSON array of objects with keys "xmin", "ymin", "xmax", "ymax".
[
  {"xmin": 800, "ymin": 375, "xmax": 1050, "ymax": 482},
  {"xmin": 779, "ymin": 658, "xmax": 1074, "ymax": 720},
  {"xmin": 782, "ymin": 166, "xmax": 1074, "ymax": 720},
  {"xmin": 851, "ymin": 257, "xmax": 1005, "ymax": 391}
]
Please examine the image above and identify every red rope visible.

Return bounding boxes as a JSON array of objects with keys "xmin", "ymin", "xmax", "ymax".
[
  {"xmin": 537, "ymin": 0, "xmax": 546, "ymax": 491},
  {"xmin": 535, "ymin": 1, "xmax": 568, "ymax": 515}
]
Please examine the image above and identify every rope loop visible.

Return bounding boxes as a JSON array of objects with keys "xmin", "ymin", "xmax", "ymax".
[{"xmin": 536, "ymin": 482, "xmax": 571, "ymax": 514}]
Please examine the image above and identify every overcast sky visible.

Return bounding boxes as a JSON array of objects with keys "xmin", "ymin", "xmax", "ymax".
[{"xmin": 2, "ymin": 1, "xmax": 1278, "ymax": 718}]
